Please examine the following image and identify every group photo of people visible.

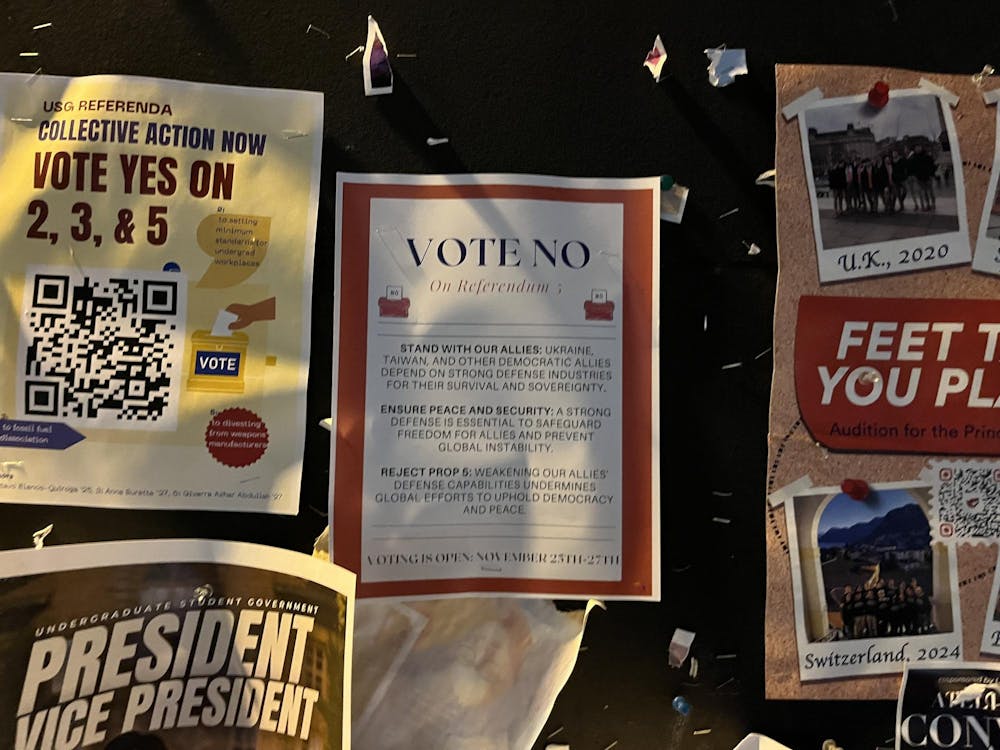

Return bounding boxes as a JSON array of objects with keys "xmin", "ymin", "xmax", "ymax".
[
  {"xmin": 808, "ymin": 488, "xmax": 952, "ymax": 643},
  {"xmin": 834, "ymin": 573, "xmax": 935, "ymax": 640},
  {"xmin": 825, "ymin": 146, "xmax": 940, "ymax": 218},
  {"xmin": 803, "ymin": 93, "xmax": 962, "ymax": 250}
]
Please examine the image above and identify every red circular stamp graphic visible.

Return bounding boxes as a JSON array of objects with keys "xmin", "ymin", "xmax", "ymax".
[{"xmin": 205, "ymin": 407, "xmax": 269, "ymax": 468}]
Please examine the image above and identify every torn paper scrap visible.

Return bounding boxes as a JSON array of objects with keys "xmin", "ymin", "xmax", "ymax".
[
  {"xmin": 210, "ymin": 309, "xmax": 238, "ymax": 337},
  {"xmin": 668, "ymin": 627, "xmax": 696, "ymax": 667},
  {"xmin": 705, "ymin": 47, "xmax": 748, "ymax": 88},
  {"xmin": 363, "ymin": 15, "xmax": 393, "ymax": 96},
  {"xmin": 643, "ymin": 35, "xmax": 667, "ymax": 82},
  {"xmin": 732, "ymin": 734, "xmax": 793, "ymax": 750},
  {"xmin": 660, "ymin": 183, "xmax": 689, "ymax": 223},
  {"xmin": 32, "ymin": 523, "xmax": 53, "ymax": 549}
]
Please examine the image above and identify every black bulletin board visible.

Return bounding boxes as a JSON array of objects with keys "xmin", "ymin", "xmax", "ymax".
[{"xmin": 3, "ymin": 1, "xmax": 1000, "ymax": 748}]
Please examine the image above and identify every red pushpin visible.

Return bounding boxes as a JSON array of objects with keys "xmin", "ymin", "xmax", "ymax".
[
  {"xmin": 868, "ymin": 81, "xmax": 890, "ymax": 109},
  {"xmin": 840, "ymin": 478, "xmax": 871, "ymax": 501}
]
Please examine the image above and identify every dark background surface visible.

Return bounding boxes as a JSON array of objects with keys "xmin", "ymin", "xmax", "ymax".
[{"xmin": 3, "ymin": 1, "xmax": 1000, "ymax": 748}]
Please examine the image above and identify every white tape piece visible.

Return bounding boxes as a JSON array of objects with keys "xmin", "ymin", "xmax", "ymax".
[
  {"xmin": 983, "ymin": 88, "xmax": 1000, "ymax": 106},
  {"xmin": 780, "ymin": 87, "xmax": 823, "ymax": 121},
  {"xmin": 767, "ymin": 474, "xmax": 813, "ymax": 508},
  {"xmin": 918, "ymin": 78, "xmax": 960, "ymax": 108}
]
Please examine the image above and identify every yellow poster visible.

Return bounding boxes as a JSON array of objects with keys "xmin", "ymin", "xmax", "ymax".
[{"xmin": 0, "ymin": 73, "xmax": 322, "ymax": 513}]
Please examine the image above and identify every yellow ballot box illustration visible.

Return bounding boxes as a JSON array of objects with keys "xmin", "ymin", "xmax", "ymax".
[{"xmin": 187, "ymin": 330, "xmax": 249, "ymax": 393}]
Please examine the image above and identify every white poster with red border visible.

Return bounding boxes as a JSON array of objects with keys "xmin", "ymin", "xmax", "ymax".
[{"xmin": 331, "ymin": 173, "xmax": 660, "ymax": 599}]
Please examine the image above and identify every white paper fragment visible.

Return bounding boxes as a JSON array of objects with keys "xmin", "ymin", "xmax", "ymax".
[
  {"xmin": 732, "ymin": 734, "xmax": 794, "ymax": 750},
  {"xmin": 704, "ymin": 46, "xmax": 747, "ymax": 88},
  {"xmin": 780, "ymin": 88, "xmax": 823, "ymax": 121},
  {"xmin": 754, "ymin": 168, "xmax": 776, "ymax": 188},
  {"xmin": 643, "ymin": 35, "xmax": 667, "ymax": 82},
  {"xmin": 210, "ymin": 309, "xmax": 238, "ymax": 337},
  {"xmin": 918, "ymin": 77, "xmax": 959, "ymax": 108},
  {"xmin": 32, "ymin": 523, "xmax": 53, "ymax": 549},
  {"xmin": 983, "ymin": 88, "xmax": 1000, "ymax": 105},
  {"xmin": 668, "ymin": 627, "xmax": 696, "ymax": 667},
  {"xmin": 363, "ymin": 16, "xmax": 393, "ymax": 96},
  {"xmin": 319, "ymin": 417, "xmax": 333, "ymax": 431},
  {"xmin": 660, "ymin": 183, "xmax": 689, "ymax": 223},
  {"xmin": 766, "ymin": 474, "xmax": 813, "ymax": 508}
]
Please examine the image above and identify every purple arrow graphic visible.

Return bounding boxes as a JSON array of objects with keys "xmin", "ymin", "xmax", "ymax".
[{"xmin": 0, "ymin": 420, "xmax": 85, "ymax": 450}]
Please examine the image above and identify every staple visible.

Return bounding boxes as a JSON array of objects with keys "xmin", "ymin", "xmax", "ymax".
[
  {"xmin": 32, "ymin": 22, "xmax": 53, "ymax": 30},
  {"xmin": 754, "ymin": 346, "xmax": 772, "ymax": 360},
  {"xmin": 716, "ymin": 676, "xmax": 736, "ymax": 689},
  {"xmin": 671, "ymin": 563, "xmax": 693, "ymax": 573},
  {"xmin": 67, "ymin": 245, "xmax": 85, "ymax": 275},
  {"xmin": 712, "ymin": 516, "xmax": 731, "ymax": 524},
  {"xmin": 10, "ymin": 117, "xmax": 33, "ymax": 123},
  {"xmin": 282, "ymin": 130, "xmax": 307, "ymax": 139},
  {"xmin": 602, "ymin": 742, "xmax": 618, "ymax": 750},
  {"xmin": 27, "ymin": 67, "xmax": 43, "ymax": 85},
  {"xmin": 715, "ymin": 653, "xmax": 737, "ymax": 660},
  {"xmin": 19, "ymin": 52, "xmax": 40, "ymax": 57},
  {"xmin": 397, "ymin": 53, "xmax": 418, "ymax": 58},
  {"xmin": 973, "ymin": 65, "xmax": 996, "ymax": 86},
  {"xmin": 306, "ymin": 23, "xmax": 331, "ymax": 38},
  {"xmin": 721, "ymin": 361, "xmax": 742, "ymax": 370},
  {"xmin": 345, "ymin": 45, "xmax": 365, "ymax": 61},
  {"xmin": 688, "ymin": 657, "xmax": 699, "ymax": 678},
  {"xmin": 546, "ymin": 727, "xmax": 565, "ymax": 740},
  {"xmin": 703, "ymin": 315, "xmax": 708, "ymax": 332},
  {"xmin": 239, "ymin": 476, "xmax": 261, "ymax": 483},
  {"xmin": 711, "ymin": 490, "xmax": 733, "ymax": 497},
  {"xmin": 426, "ymin": 137, "xmax": 450, "ymax": 146},
  {"xmin": 717, "ymin": 207, "xmax": 740, "ymax": 219},
  {"xmin": 693, "ymin": 729, "xmax": 712, "ymax": 736}
]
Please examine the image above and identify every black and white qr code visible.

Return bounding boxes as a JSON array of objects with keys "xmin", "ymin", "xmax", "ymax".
[
  {"xmin": 933, "ymin": 463, "xmax": 1000, "ymax": 541},
  {"xmin": 18, "ymin": 267, "xmax": 186, "ymax": 429}
]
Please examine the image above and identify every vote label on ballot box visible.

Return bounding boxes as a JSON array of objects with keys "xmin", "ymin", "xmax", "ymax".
[{"xmin": 187, "ymin": 330, "xmax": 249, "ymax": 393}]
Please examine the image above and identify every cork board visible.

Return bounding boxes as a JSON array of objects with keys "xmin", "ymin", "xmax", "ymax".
[{"xmin": 767, "ymin": 64, "xmax": 1000, "ymax": 700}]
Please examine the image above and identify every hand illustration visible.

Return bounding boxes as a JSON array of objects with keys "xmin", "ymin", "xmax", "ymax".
[{"xmin": 225, "ymin": 297, "xmax": 276, "ymax": 330}]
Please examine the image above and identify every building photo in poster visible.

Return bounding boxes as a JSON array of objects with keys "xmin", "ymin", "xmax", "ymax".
[
  {"xmin": 785, "ymin": 484, "xmax": 961, "ymax": 681},
  {"xmin": 0, "ymin": 541, "xmax": 354, "ymax": 750}
]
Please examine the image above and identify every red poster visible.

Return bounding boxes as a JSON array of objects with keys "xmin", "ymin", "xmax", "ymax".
[{"xmin": 796, "ymin": 295, "xmax": 1000, "ymax": 454}]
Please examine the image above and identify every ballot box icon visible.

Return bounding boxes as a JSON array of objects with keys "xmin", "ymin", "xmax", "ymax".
[
  {"xmin": 378, "ymin": 285, "xmax": 410, "ymax": 317},
  {"xmin": 187, "ymin": 330, "xmax": 249, "ymax": 393},
  {"xmin": 584, "ymin": 289, "xmax": 614, "ymax": 321}
]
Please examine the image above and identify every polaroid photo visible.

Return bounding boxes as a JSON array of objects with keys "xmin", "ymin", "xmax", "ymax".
[
  {"xmin": 797, "ymin": 90, "xmax": 971, "ymax": 283},
  {"xmin": 979, "ymin": 551, "xmax": 1000, "ymax": 656},
  {"xmin": 785, "ymin": 482, "xmax": 962, "ymax": 681},
  {"xmin": 972, "ymin": 105, "xmax": 1000, "ymax": 275}
]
